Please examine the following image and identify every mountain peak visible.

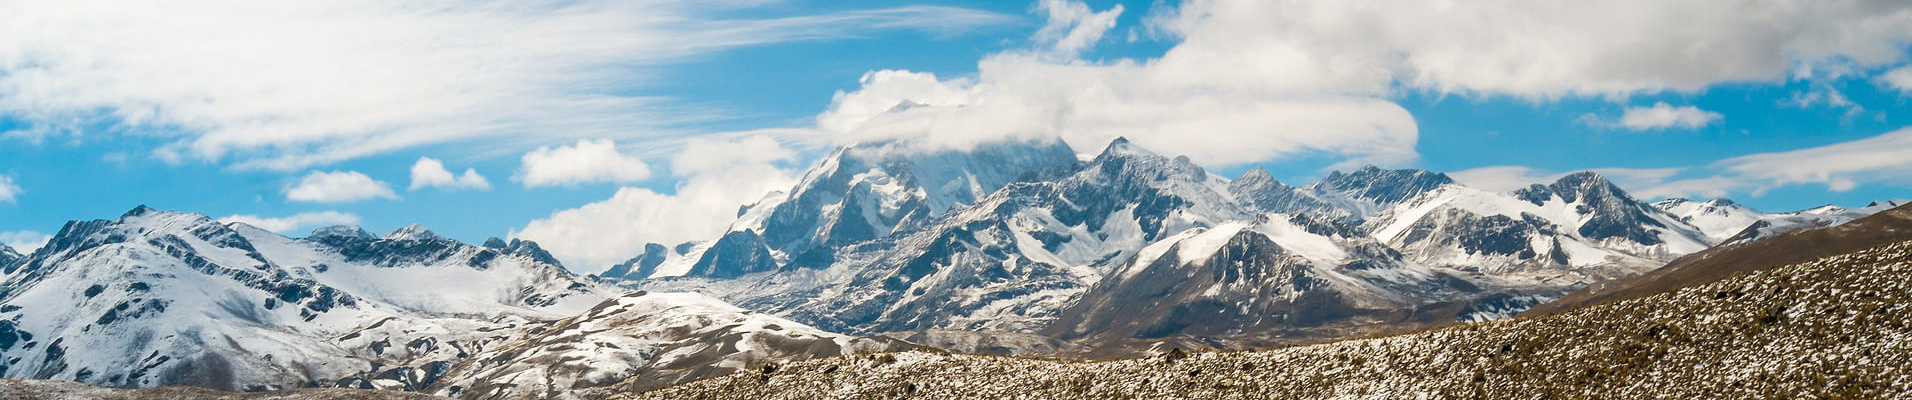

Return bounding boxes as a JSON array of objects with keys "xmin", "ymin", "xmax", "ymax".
[
  {"xmin": 385, "ymin": 224, "xmax": 443, "ymax": 241},
  {"xmin": 1096, "ymin": 137, "xmax": 1154, "ymax": 159},
  {"xmin": 1551, "ymin": 170, "xmax": 1611, "ymax": 188},
  {"xmin": 1236, "ymin": 166, "xmax": 1275, "ymax": 183},
  {"xmin": 1310, "ymin": 166, "xmax": 1454, "ymax": 213},
  {"xmin": 0, "ymin": 243, "xmax": 20, "ymax": 265},
  {"xmin": 308, "ymin": 225, "xmax": 376, "ymax": 241},
  {"xmin": 1545, "ymin": 171, "xmax": 1627, "ymax": 204},
  {"xmin": 120, "ymin": 205, "xmax": 159, "ymax": 219}
]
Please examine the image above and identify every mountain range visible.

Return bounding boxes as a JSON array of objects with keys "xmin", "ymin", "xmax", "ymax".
[
  {"xmin": 0, "ymin": 136, "xmax": 1901, "ymax": 398},
  {"xmin": 622, "ymin": 137, "xmax": 1892, "ymax": 356}
]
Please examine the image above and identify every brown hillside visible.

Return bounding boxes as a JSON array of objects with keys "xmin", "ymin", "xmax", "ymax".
[{"xmin": 1522, "ymin": 202, "xmax": 1912, "ymax": 316}]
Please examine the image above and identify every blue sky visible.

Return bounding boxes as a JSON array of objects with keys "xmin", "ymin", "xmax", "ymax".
[{"xmin": 2, "ymin": 0, "xmax": 1911, "ymax": 270}]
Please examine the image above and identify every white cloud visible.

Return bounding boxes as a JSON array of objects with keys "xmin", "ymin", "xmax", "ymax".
[
  {"xmin": 821, "ymin": 57, "xmax": 1422, "ymax": 169},
  {"xmin": 1033, "ymin": 0, "xmax": 1124, "ymax": 58},
  {"xmin": 285, "ymin": 171, "xmax": 400, "ymax": 203},
  {"xmin": 514, "ymin": 136, "xmax": 798, "ymax": 271},
  {"xmin": 0, "ymin": 175, "xmax": 19, "ymax": 204},
  {"xmin": 409, "ymin": 157, "xmax": 491, "ymax": 191},
  {"xmin": 218, "ymin": 211, "xmax": 362, "ymax": 234},
  {"xmin": 820, "ymin": 0, "xmax": 1912, "ymax": 170},
  {"xmin": 0, "ymin": 1, "xmax": 1013, "ymax": 170},
  {"xmin": 1153, "ymin": 0, "xmax": 1912, "ymax": 99},
  {"xmin": 1880, "ymin": 66, "xmax": 1912, "ymax": 95},
  {"xmin": 518, "ymin": 139, "xmax": 654, "ymax": 188},
  {"xmin": 1715, "ymin": 126, "xmax": 1912, "ymax": 192},
  {"xmin": 0, "ymin": 230, "xmax": 51, "ymax": 254},
  {"xmin": 1610, "ymin": 103, "xmax": 1724, "ymax": 130}
]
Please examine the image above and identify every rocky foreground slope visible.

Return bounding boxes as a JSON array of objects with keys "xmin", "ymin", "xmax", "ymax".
[{"xmin": 633, "ymin": 239, "xmax": 1912, "ymax": 399}]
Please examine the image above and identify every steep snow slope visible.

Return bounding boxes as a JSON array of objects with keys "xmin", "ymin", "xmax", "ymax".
[
  {"xmin": 1655, "ymin": 198, "xmax": 1908, "ymax": 245},
  {"xmin": 665, "ymin": 138, "xmax": 1080, "ymax": 279},
  {"xmin": 0, "ymin": 207, "xmax": 607, "ymax": 392},
  {"xmin": 1045, "ymin": 213, "xmax": 1507, "ymax": 353},
  {"xmin": 1653, "ymin": 198, "xmax": 1771, "ymax": 242},
  {"xmin": 641, "ymin": 138, "xmax": 1258, "ymax": 335},
  {"xmin": 0, "ymin": 244, "xmax": 20, "ymax": 267},
  {"xmin": 1367, "ymin": 173, "xmax": 1709, "ymax": 287},
  {"xmin": 1718, "ymin": 200, "xmax": 1909, "ymax": 245},
  {"xmin": 431, "ymin": 291, "xmax": 914, "ymax": 400},
  {"xmin": 1304, "ymin": 166, "xmax": 1454, "ymax": 219},
  {"xmin": 635, "ymin": 139, "xmax": 1730, "ymax": 351}
]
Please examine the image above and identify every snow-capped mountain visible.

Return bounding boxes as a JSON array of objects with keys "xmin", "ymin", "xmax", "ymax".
[
  {"xmin": 1368, "ymin": 172, "xmax": 1710, "ymax": 285},
  {"xmin": 1652, "ymin": 198, "xmax": 1769, "ymax": 242},
  {"xmin": 1044, "ymin": 213, "xmax": 1488, "ymax": 351},
  {"xmin": 430, "ymin": 291, "xmax": 914, "ymax": 399},
  {"xmin": 642, "ymin": 138, "xmax": 1266, "ymax": 335},
  {"xmin": 0, "ymin": 206, "xmax": 929, "ymax": 398},
  {"xmin": 0, "ymin": 206, "xmax": 609, "ymax": 391},
  {"xmin": 1656, "ymin": 198, "xmax": 1909, "ymax": 245},
  {"xmin": 1304, "ymin": 166, "xmax": 1454, "ymax": 219},
  {"xmin": 0, "ymin": 244, "xmax": 19, "ymax": 267},
  {"xmin": 1228, "ymin": 167, "xmax": 1341, "ymax": 217},
  {"xmin": 599, "ymin": 138, "xmax": 1079, "ymax": 281},
  {"xmin": 625, "ymin": 137, "xmax": 1837, "ymax": 355}
]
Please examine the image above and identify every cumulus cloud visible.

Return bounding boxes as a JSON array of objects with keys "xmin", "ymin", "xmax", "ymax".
[
  {"xmin": 410, "ymin": 157, "xmax": 491, "ymax": 191},
  {"xmin": 0, "ymin": 230, "xmax": 51, "ymax": 254},
  {"xmin": 1154, "ymin": 0, "xmax": 1912, "ymax": 99},
  {"xmin": 819, "ymin": 0, "xmax": 1912, "ymax": 170},
  {"xmin": 514, "ymin": 136, "xmax": 798, "ymax": 270},
  {"xmin": 518, "ymin": 139, "xmax": 654, "ymax": 188},
  {"xmin": 1881, "ymin": 66, "xmax": 1912, "ymax": 95},
  {"xmin": 0, "ymin": 0, "xmax": 1013, "ymax": 170},
  {"xmin": 285, "ymin": 171, "xmax": 400, "ymax": 203},
  {"xmin": 1033, "ymin": 0, "xmax": 1124, "ymax": 58},
  {"xmin": 821, "ymin": 55, "xmax": 1422, "ymax": 169},
  {"xmin": 0, "ymin": 175, "xmax": 18, "ymax": 204},
  {"xmin": 218, "ymin": 211, "xmax": 362, "ymax": 234},
  {"xmin": 1580, "ymin": 102, "xmax": 1724, "ymax": 130},
  {"xmin": 1715, "ymin": 126, "xmax": 1912, "ymax": 192},
  {"xmin": 1618, "ymin": 103, "xmax": 1723, "ymax": 130}
]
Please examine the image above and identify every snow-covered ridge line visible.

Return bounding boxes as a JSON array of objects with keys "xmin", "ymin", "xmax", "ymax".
[{"xmin": 622, "ymin": 136, "xmax": 1904, "ymax": 357}]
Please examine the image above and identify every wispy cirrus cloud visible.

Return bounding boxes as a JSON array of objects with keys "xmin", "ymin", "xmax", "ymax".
[
  {"xmin": 0, "ymin": 0, "xmax": 1014, "ymax": 170},
  {"xmin": 1714, "ymin": 126, "xmax": 1912, "ymax": 192}
]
